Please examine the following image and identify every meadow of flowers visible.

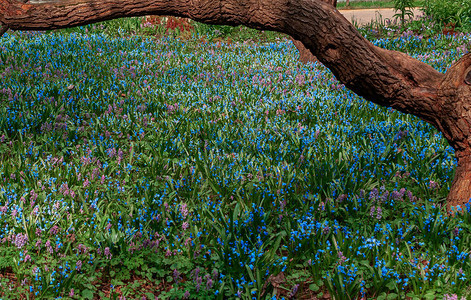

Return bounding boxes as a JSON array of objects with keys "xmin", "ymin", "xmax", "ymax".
[{"xmin": 0, "ymin": 18, "xmax": 471, "ymax": 299}]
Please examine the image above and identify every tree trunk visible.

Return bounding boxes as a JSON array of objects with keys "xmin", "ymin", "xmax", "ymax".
[{"xmin": 1, "ymin": 0, "xmax": 471, "ymax": 212}]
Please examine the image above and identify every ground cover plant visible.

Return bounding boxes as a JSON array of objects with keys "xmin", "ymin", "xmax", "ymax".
[{"xmin": 1, "ymin": 15, "xmax": 471, "ymax": 299}]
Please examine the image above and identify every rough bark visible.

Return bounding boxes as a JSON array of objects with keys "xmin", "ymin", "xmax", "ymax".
[
  {"xmin": 291, "ymin": 0, "xmax": 336, "ymax": 63},
  {"xmin": 291, "ymin": 37, "xmax": 318, "ymax": 63},
  {"xmin": 1, "ymin": 0, "xmax": 471, "ymax": 212}
]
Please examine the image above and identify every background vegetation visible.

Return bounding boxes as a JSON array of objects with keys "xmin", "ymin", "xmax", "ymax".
[
  {"xmin": 337, "ymin": 0, "xmax": 424, "ymax": 9},
  {"xmin": 0, "ymin": 5, "xmax": 470, "ymax": 300}
]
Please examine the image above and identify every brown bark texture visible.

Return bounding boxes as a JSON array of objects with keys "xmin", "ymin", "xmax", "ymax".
[
  {"xmin": 291, "ymin": 0, "xmax": 336, "ymax": 63},
  {"xmin": 1, "ymin": 0, "xmax": 471, "ymax": 212}
]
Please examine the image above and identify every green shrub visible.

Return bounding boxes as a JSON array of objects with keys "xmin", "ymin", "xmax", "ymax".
[{"xmin": 422, "ymin": 0, "xmax": 471, "ymax": 30}]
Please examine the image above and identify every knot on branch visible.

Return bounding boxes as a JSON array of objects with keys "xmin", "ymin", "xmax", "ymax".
[
  {"xmin": 442, "ymin": 53, "xmax": 471, "ymax": 89},
  {"xmin": 465, "ymin": 70, "xmax": 471, "ymax": 86}
]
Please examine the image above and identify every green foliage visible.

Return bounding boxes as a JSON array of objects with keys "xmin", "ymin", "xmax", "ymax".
[
  {"xmin": 422, "ymin": 0, "xmax": 471, "ymax": 30},
  {"xmin": 393, "ymin": 0, "xmax": 415, "ymax": 26},
  {"xmin": 337, "ymin": 0, "xmax": 424, "ymax": 9}
]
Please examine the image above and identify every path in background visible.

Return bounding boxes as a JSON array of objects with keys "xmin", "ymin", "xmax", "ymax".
[{"xmin": 339, "ymin": 8, "xmax": 423, "ymax": 25}]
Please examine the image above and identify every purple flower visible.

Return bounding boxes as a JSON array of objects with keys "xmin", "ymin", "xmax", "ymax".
[
  {"xmin": 183, "ymin": 290, "xmax": 190, "ymax": 299},
  {"xmin": 182, "ymin": 222, "xmax": 189, "ymax": 231},
  {"xmin": 104, "ymin": 247, "xmax": 112, "ymax": 259},
  {"xmin": 60, "ymin": 183, "xmax": 70, "ymax": 196},
  {"xmin": 107, "ymin": 148, "xmax": 117, "ymax": 158},
  {"xmin": 390, "ymin": 190, "xmax": 401, "ymax": 201},
  {"xmin": 180, "ymin": 203, "xmax": 189, "ymax": 218},
  {"xmin": 337, "ymin": 194, "xmax": 347, "ymax": 202},
  {"xmin": 14, "ymin": 233, "xmax": 28, "ymax": 249},
  {"xmin": 376, "ymin": 207, "xmax": 383, "ymax": 220},
  {"xmin": 380, "ymin": 191, "xmax": 389, "ymax": 202},
  {"xmin": 50, "ymin": 225, "xmax": 60, "ymax": 235},
  {"xmin": 338, "ymin": 251, "xmax": 347, "ymax": 264},
  {"xmin": 407, "ymin": 190, "xmax": 414, "ymax": 201},
  {"xmin": 45, "ymin": 240, "xmax": 53, "ymax": 254},
  {"xmin": 370, "ymin": 206, "xmax": 376, "ymax": 218},
  {"xmin": 195, "ymin": 276, "xmax": 202, "ymax": 292},
  {"xmin": 69, "ymin": 288, "xmax": 74, "ymax": 297},
  {"xmin": 288, "ymin": 284, "xmax": 299, "ymax": 298},
  {"xmin": 206, "ymin": 278, "xmax": 213, "ymax": 290},
  {"xmin": 429, "ymin": 180, "xmax": 438, "ymax": 189},
  {"xmin": 369, "ymin": 188, "xmax": 379, "ymax": 201},
  {"xmin": 322, "ymin": 226, "xmax": 330, "ymax": 235},
  {"xmin": 76, "ymin": 260, "xmax": 82, "ymax": 271},
  {"xmin": 173, "ymin": 269, "xmax": 181, "ymax": 283},
  {"xmin": 184, "ymin": 238, "xmax": 191, "ymax": 247},
  {"xmin": 118, "ymin": 149, "xmax": 124, "ymax": 160}
]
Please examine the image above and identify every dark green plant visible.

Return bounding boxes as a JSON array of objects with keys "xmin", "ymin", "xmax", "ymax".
[
  {"xmin": 393, "ymin": 0, "xmax": 415, "ymax": 27},
  {"xmin": 422, "ymin": 0, "xmax": 471, "ymax": 31}
]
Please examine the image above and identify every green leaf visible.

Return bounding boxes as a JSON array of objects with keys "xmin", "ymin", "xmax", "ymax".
[
  {"xmin": 377, "ymin": 293, "xmax": 387, "ymax": 300},
  {"xmin": 386, "ymin": 280, "xmax": 397, "ymax": 290},
  {"xmin": 424, "ymin": 292, "xmax": 437, "ymax": 300},
  {"xmin": 82, "ymin": 289, "xmax": 94, "ymax": 300},
  {"xmin": 309, "ymin": 283, "xmax": 320, "ymax": 292}
]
